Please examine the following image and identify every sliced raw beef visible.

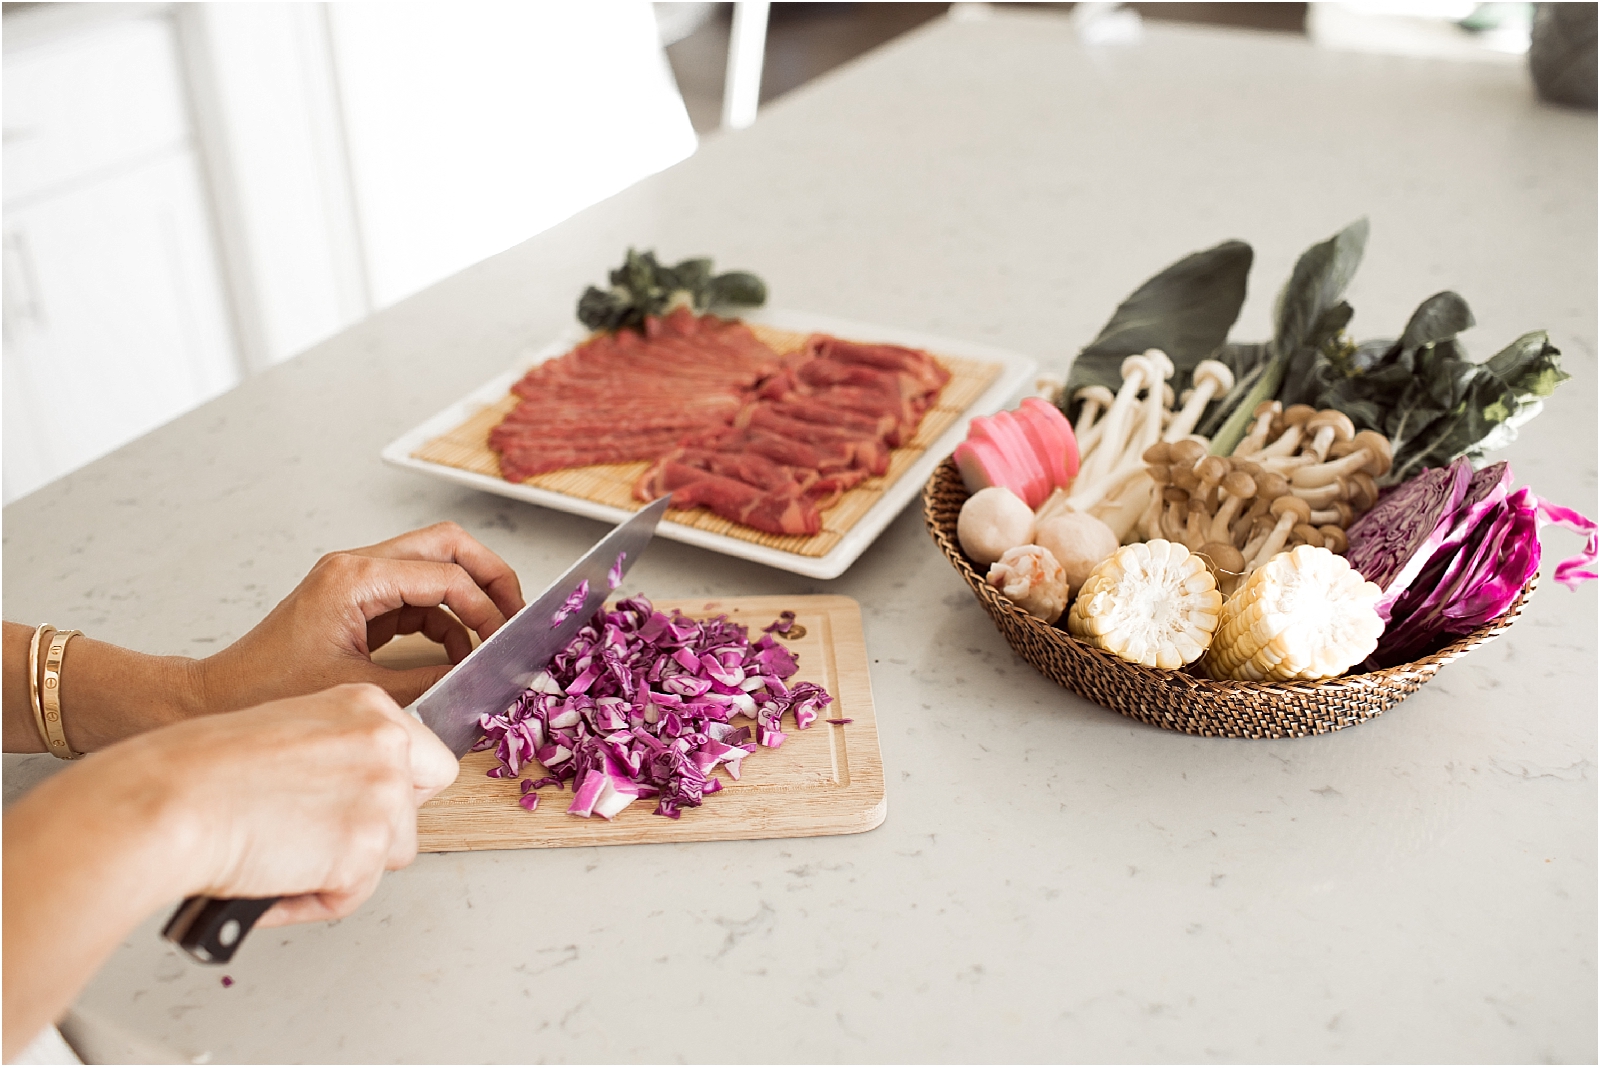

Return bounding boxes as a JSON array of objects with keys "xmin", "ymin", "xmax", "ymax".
[
  {"xmin": 635, "ymin": 462, "xmax": 820, "ymax": 536},
  {"xmin": 487, "ymin": 311, "xmax": 950, "ymax": 536}
]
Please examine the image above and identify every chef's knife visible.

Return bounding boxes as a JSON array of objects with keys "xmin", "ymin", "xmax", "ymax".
[
  {"xmin": 414, "ymin": 493, "xmax": 672, "ymax": 758},
  {"xmin": 163, "ymin": 496, "xmax": 673, "ymax": 963}
]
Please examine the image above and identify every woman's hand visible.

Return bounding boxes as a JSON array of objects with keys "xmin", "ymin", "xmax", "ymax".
[
  {"xmin": 150, "ymin": 683, "xmax": 461, "ymax": 923},
  {"xmin": 3, "ymin": 683, "xmax": 458, "ymax": 1057},
  {"xmin": 196, "ymin": 522, "xmax": 525, "ymax": 712}
]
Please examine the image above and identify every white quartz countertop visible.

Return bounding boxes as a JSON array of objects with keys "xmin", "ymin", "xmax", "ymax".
[{"xmin": 4, "ymin": 13, "xmax": 1595, "ymax": 1063}]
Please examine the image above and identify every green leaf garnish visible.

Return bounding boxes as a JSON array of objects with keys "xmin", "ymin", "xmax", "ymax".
[{"xmin": 576, "ymin": 249, "xmax": 767, "ymax": 332}]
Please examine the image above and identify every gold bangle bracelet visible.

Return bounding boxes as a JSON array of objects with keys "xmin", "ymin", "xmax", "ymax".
[
  {"xmin": 27, "ymin": 624, "xmax": 54, "ymax": 754},
  {"xmin": 41, "ymin": 629, "xmax": 82, "ymax": 760}
]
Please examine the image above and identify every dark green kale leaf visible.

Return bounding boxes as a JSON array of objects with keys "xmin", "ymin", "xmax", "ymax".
[
  {"xmin": 576, "ymin": 248, "xmax": 767, "ymax": 333},
  {"xmin": 1310, "ymin": 291, "xmax": 1567, "ymax": 484},
  {"xmin": 1207, "ymin": 218, "xmax": 1369, "ymax": 454},
  {"xmin": 1060, "ymin": 240, "xmax": 1253, "ymax": 424}
]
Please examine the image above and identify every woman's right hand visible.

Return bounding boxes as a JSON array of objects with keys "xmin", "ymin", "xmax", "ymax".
[
  {"xmin": 3, "ymin": 683, "xmax": 457, "ymax": 1057},
  {"xmin": 115, "ymin": 682, "xmax": 460, "ymax": 924}
]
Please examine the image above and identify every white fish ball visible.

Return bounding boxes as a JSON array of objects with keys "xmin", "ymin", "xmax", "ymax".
[
  {"xmin": 957, "ymin": 487, "xmax": 1035, "ymax": 566},
  {"xmin": 1034, "ymin": 511, "xmax": 1120, "ymax": 598}
]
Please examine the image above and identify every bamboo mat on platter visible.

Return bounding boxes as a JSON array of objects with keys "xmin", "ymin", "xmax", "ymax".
[{"xmin": 411, "ymin": 323, "xmax": 1002, "ymax": 558}]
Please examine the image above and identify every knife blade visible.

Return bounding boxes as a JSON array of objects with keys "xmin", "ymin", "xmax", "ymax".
[
  {"xmin": 416, "ymin": 493, "xmax": 671, "ymax": 758},
  {"xmin": 163, "ymin": 496, "xmax": 672, "ymax": 964}
]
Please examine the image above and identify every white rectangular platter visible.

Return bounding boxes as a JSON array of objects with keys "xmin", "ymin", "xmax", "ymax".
[{"xmin": 381, "ymin": 308, "xmax": 1036, "ymax": 579}]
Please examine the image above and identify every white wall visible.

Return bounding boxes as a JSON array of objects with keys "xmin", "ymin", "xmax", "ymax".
[
  {"xmin": 2, "ymin": 1, "xmax": 697, "ymax": 502},
  {"xmin": 3, "ymin": 7, "xmax": 242, "ymax": 502},
  {"xmin": 327, "ymin": 1, "xmax": 698, "ymax": 308}
]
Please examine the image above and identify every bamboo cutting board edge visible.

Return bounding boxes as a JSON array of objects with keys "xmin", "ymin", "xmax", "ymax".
[{"xmin": 407, "ymin": 595, "xmax": 885, "ymax": 852}]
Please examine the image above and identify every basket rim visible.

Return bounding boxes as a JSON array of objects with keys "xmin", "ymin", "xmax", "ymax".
[{"xmin": 922, "ymin": 456, "xmax": 1536, "ymax": 695}]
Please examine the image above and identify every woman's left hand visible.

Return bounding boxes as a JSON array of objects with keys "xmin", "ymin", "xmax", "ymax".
[{"xmin": 195, "ymin": 522, "xmax": 525, "ymax": 712}]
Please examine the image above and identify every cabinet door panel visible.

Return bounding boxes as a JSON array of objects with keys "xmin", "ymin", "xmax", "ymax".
[
  {"xmin": 3, "ymin": 13, "xmax": 192, "ymax": 205},
  {"xmin": 3, "ymin": 151, "xmax": 240, "ymax": 502}
]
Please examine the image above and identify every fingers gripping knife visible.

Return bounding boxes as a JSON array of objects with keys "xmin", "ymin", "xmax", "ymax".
[{"xmin": 163, "ymin": 497, "xmax": 673, "ymax": 963}]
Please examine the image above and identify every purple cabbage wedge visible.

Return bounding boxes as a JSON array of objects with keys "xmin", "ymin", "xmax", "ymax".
[
  {"xmin": 1356, "ymin": 463, "xmax": 1598, "ymax": 666},
  {"xmin": 1345, "ymin": 459, "xmax": 1473, "ymax": 621},
  {"xmin": 475, "ymin": 596, "xmax": 831, "ymax": 820}
]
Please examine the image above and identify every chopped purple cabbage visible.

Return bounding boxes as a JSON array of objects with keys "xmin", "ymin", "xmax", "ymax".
[
  {"xmin": 608, "ymin": 552, "xmax": 627, "ymax": 591},
  {"xmin": 477, "ymin": 597, "xmax": 831, "ymax": 820},
  {"xmin": 762, "ymin": 610, "xmax": 797, "ymax": 635},
  {"xmin": 550, "ymin": 580, "xmax": 590, "ymax": 628}
]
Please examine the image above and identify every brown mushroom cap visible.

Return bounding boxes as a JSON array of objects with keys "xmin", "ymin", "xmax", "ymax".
[
  {"xmin": 1253, "ymin": 400, "xmax": 1283, "ymax": 420},
  {"xmin": 1327, "ymin": 439, "xmax": 1357, "ymax": 460},
  {"xmin": 1320, "ymin": 526, "xmax": 1349, "ymax": 554},
  {"xmin": 1234, "ymin": 459, "xmax": 1264, "ymax": 479},
  {"xmin": 1220, "ymin": 470, "xmax": 1257, "ymax": 499},
  {"xmin": 1196, "ymin": 456, "xmax": 1230, "ymax": 486},
  {"xmin": 1291, "ymin": 523, "xmax": 1325, "ymax": 548},
  {"xmin": 1162, "ymin": 485, "xmax": 1190, "ymax": 506},
  {"xmin": 1349, "ymin": 472, "xmax": 1379, "ymax": 512},
  {"xmin": 1142, "ymin": 441, "xmax": 1173, "ymax": 465},
  {"xmin": 1168, "ymin": 439, "xmax": 1206, "ymax": 467},
  {"xmin": 1307, "ymin": 409, "xmax": 1355, "ymax": 440},
  {"xmin": 1255, "ymin": 472, "xmax": 1290, "ymax": 500},
  {"xmin": 1282, "ymin": 404, "xmax": 1316, "ymax": 427},
  {"xmin": 1270, "ymin": 495, "xmax": 1312, "ymax": 523},
  {"xmin": 1146, "ymin": 463, "xmax": 1173, "ymax": 484},
  {"xmin": 1172, "ymin": 468, "xmax": 1201, "ymax": 494},
  {"xmin": 1352, "ymin": 430, "xmax": 1393, "ymax": 477}
]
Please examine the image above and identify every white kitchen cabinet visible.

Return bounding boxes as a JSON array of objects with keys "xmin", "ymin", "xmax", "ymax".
[
  {"xmin": 2, "ymin": 1, "xmax": 697, "ymax": 503},
  {"xmin": 3, "ymin": 7, "xmax": 241, "ymax": 502}
]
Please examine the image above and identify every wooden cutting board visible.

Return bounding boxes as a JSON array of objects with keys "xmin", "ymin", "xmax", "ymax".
[{"xmin": 377, "ymin": 595, "xmax": 884, "ymax": 852}]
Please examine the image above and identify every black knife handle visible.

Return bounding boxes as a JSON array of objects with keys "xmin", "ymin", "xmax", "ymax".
[{"xmin": 162, "ymin": 895, "xmax": 277, "ymax": 964}]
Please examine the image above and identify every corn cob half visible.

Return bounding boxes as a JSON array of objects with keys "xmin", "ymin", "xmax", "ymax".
[
  {"xmin": 1203, "ymin": 544, "xmax": 1383, "ymax": 682},
  {"xmin": 1067, "ymin": 539, "xmax": 1222, "ymax": 670}
]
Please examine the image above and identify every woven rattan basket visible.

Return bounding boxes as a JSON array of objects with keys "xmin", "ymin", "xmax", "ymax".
[{"xmin": 923, "ymin": 458, "xmax": 1536, "ymax": 738}]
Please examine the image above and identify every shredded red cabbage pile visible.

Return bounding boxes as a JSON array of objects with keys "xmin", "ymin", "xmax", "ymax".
[
  {"xmin": 475, "ymin": 596, "xmax": 832, "ymax": 820},
  {"xmin": 1360, "ymin": 461, "xmax": 1598, "ymax": 666}
]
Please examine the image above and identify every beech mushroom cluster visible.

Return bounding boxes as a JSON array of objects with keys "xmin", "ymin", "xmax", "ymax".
[
  {"xmin": 1231, "ymin": 403, "xmax": 1393, "ymax": 486},
  {"xmin": 1139, "ymin": 428, "xmax": 1389, "ymax": 594},
  {"xmin": 1043, "ymin": 351, "xmax": 1236, "ymax": 543}
]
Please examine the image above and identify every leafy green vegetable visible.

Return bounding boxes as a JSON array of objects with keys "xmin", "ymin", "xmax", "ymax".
[
  {"xmin": 1195, "ymin": 342, "xmax": 1271, "ymax": 438},
  {"xmin": 1312, "ymin": 315, "xmax": 1567, "ymax": 484},
  {"xmin": 576, "ymin": 249, "xmax": 767, "ymax": 333},
  {"xmin": 1060, "ymin": 240, "xmax": 1252, "ymax": 423},
  {"xmin": 1208, "ymin": 218, "xmax": 1369, "ymax": 455},
  {"xmin": 1065, "ymin": 218, "xmax": 1569, "ymax": 483}
]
